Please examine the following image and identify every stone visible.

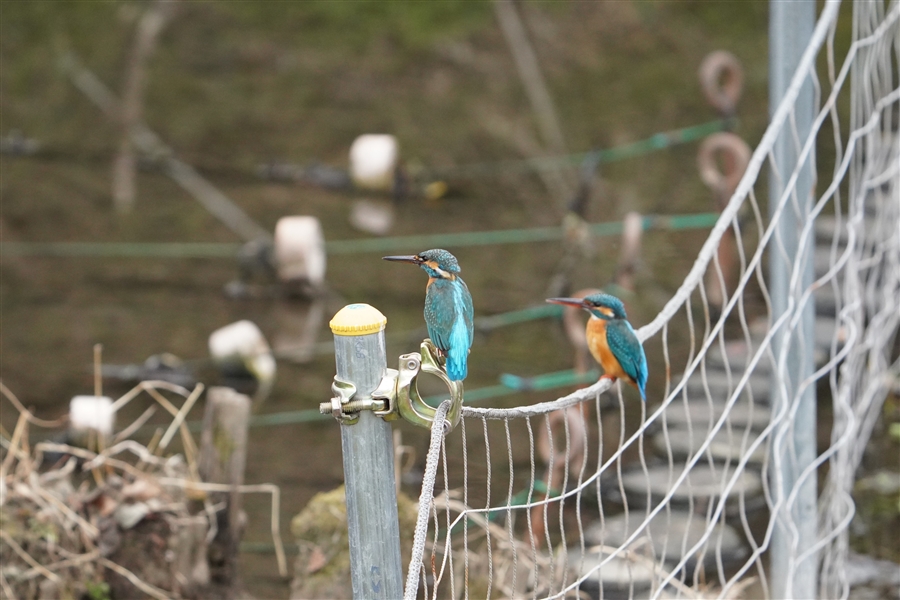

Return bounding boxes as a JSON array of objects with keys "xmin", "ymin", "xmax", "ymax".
[
  {"xmin": 658, "ymin": 398, "xmax": 771, "ymax": 432},
  {"xmin": 704, "ymin": 338, "xmax": 773, "ymax": 375},
  {"xmin": 114, "ymin": 501, "xmax": 150, "ymax": 530},
  {"xmin": 679, "ymin": 368, "xmax": 771, "ymax": 404},
  {"xmin": 583, "ymin": 510, "xmax": 748, "ymax": 577},
  {"xmin": 611, "ymin": 464, "xmax": 764, "ymax": 516},
  {"xmin": 565, "ymin": 545, "xmax": 656, "ymax": 600},
  {"xmin": 290, "ymin": 486, "xmax": 419, "ymax": 600},
  {"xmin": 652, "ymin": 426, "xmax": 768, "ymax": 465},
  {"xmin": 845, "ymin": 551, "xmax": 900, "ymax": 588}
]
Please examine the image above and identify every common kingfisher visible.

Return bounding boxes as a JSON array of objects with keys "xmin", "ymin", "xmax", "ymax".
[
  {"xmin": 383, "ymin": 249, "xmax": 474, "ymax": 381},
  {"xmin": 546, "ymin": 293, "xmax": 648, "ymax": 400}
]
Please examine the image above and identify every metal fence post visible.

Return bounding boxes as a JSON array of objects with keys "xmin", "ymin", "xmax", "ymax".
[
  {"xmin": 327, "ymin": 303, "xmax": 404, "ymax": 599},
  {"xmin": 768, "ymin": 1, "xmax": 818, "ymax": 598}
]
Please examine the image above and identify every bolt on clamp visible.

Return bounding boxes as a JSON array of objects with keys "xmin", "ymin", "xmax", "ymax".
[
  {"xmin": 321, "ymin": 338, "xmax": 464, "ymax": 431},
  {"xmin": 318, "ymin": 377, "xmax": 391, "ymax": 425}
]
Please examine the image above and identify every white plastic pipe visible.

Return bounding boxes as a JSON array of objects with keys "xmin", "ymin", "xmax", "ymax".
[
  {"xmin": 209, "ymin": 320, "xmax": 276, "ymax": 401},
  {"xmin": 273, "ymin": 216, "xmax": 326, "ymax": 286},
  {"xmin": 349, "ymin": 134, "xmax": 398, "ymax": 192},
  {"xmin": 69, "ymin": 395, "xmax": 115, "ymax": 437}
]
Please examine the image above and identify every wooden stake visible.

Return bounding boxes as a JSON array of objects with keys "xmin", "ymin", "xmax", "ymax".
[
  {"xmin": 198, "ymin": 387, "xmax": 251, "ymax": 588},
  {"xmin": 61, "ymin": 53, "xmax": 271, "ymax": 242},
  {"xmin": 493, "ymin": 0, "xmax": 573, "ymax": 204},
  {"xmin": 173, "ymin": 515, "xmax": 211, "ymax": 592},
  {"xmin": 94, "ymin": 343, "xmax": 102, "ymax": 398},
  {"xmin": 614, "ymin": 212, "xmax": 644, "ymax": 292},
  {"xmin": 113, "ymin": 0, "xmax": 177, "ymax": 212}
]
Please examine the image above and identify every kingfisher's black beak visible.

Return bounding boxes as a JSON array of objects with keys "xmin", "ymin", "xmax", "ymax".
[
  {"xmin": 383, "ymin": 255, "xmax": 423, "ymax": 265},
  {"xmin": 546, "ymin": 297, "xmax": 588, "ymax": 308}
]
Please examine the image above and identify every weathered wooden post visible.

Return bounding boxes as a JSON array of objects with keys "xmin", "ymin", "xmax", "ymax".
[
  {"xmin": 173, "ymin": 515, "xmax": 211, "ymax": 594},
  {"xmin": 198, "ymin": 386, "xmax": 251, "ymax": 590},
  {"xmin": 697, "ymin": 132, "xmax": 751, "ymax": 318},
  {"xmin": 321, "ymin": 303, "xmax": 403, "ymax": 599},
  {"xmin": 113, "ymin": 0, "xmax": 176, "ymax": 212},
  {"xmin": 613, "ymin": 211, "xmax": 643, "ymax": 293}
]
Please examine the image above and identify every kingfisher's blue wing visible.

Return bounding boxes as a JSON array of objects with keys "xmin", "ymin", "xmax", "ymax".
[
  {"xmin": 424, "ymin": 285, "xmax": 454, "ymax": 351},
  {"xmin": 424, "ymin": 278, "xmax": 474, "ymax": 381},
  {"xmin": 456, "ymin": 278, "xmax": 474, "ymax": 343},
  {"xmin": 606, "ymin": 320, "xmax": 648, "ymax": 400}
]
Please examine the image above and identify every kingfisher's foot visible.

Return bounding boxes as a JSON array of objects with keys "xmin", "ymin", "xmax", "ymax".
[
  {"xmin": 598, "ymin": 374, "xmax": 618, "ymax": 382},
  {"xmin": 431, "ymin": 347, "xmax": 448, "ymax": 368}
]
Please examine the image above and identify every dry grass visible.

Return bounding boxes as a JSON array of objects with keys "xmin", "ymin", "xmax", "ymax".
[{"xmin": 0, "ymin": 378, "xmax": 286, "ymax": 599}]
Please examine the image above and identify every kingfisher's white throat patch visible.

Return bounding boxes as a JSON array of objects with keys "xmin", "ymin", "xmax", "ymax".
[
  {"xmin": 589, "ymin": 306, "xmax": 615, "ymax": 319},
  {"xmin": 425, "ymin": 260, "xmax": 455, "ymax": 280}
]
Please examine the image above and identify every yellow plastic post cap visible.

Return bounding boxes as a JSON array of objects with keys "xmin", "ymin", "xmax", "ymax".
[{"xmin": 329, "ymin": 303, "xmax": 387, "ymax": 336}]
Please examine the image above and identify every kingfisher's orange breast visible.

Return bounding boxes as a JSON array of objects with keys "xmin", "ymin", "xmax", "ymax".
[{"xmin": 586, "ymin": 318, "xmax": 627, "ymax": 379}]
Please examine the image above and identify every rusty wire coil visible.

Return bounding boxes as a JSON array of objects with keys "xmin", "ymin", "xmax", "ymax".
[
  {"xmin": 531, "ymin": 404, "xmax": 588, "ymax": 548},
  {"xmin": 699, "ymin": 50, "xmax": 744, "ymax": 116},
  {"xmin": 697, "ymin": 132, "xmax": 751, "ymax": 207},
  {"xmin": 535, "ymin": 406, "xmax": 588, "ymax": 480}
]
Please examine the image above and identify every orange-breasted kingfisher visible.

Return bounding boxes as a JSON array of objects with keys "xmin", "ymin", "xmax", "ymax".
[
  {"xmin": 546, "ymin": 293, "xmax": 648, "ymax": 400},
  {"xmin": 383, "ymin": 249, "xmax": 474, "ymax": 381}
]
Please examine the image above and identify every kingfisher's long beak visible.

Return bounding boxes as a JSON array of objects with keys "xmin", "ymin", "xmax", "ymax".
[
  {"xmin": 546, "ymin": 297, "xmax": 588, "ymax": 308},
  {"xmin": 383, "ymin": 255, "xmax": 423, "ymax": 265}
]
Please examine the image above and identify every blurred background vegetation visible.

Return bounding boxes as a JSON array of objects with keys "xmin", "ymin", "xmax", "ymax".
[{"xmin": 1, "ymin": 0, "xmax": 770, "ymax": 401}]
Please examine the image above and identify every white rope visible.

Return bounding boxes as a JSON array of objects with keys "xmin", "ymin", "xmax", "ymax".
[
  {"xmin": 403, "ymin": 399, "xmax": 451, "ymax": 600},
  {"xmin": 461, "ymin": 378, "xmax": 611, "ymax": 419}
]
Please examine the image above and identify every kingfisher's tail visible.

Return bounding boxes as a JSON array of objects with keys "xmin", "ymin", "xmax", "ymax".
[
  {"xmin": 627, "ymin": 377, "xmax": 647, "ymax": 401},
  {"xmin": 635, "ymin": 351, "xmax": 649, "ymax": 402},
  {"xmin": 446, "ymin": 344, "xmax": 468, "ymax": 381}
]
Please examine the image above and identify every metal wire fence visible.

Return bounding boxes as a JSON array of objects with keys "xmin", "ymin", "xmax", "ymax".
[{"xmin": 404, "ymin": 2, "xmax": 900, "ymax": 598}]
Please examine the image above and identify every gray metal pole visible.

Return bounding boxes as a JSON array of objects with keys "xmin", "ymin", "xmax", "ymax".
[
  {"xmin": 329, "ymin": 303, "xmax": 404, "ymax": 599},
  {"xmin": 768, "ymin": 2, "xmax": 818, "ymax": 599}
]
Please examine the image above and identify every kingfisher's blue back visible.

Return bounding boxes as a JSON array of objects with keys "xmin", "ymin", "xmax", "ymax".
[
  {"xmin": 605, "ymin": 319, "xmax": 648, "ymax": 400},
  {"xmin": 425, "ymin": 277, "xmax": 474, "ymax": 381}
]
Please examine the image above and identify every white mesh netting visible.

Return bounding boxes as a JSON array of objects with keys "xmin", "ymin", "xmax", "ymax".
[{"xmin": 404, "ymin": 2, "xmax": 900, "ymax": 598}]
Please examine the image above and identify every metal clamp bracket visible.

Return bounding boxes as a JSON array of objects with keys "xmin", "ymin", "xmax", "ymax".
[
  {"xmin": 321, "ymin": 339, "xmax": 463, "ymax": 429},
  {"xmin": 383, "ymin": 339, "xmax": 464, "ymax": 431}
]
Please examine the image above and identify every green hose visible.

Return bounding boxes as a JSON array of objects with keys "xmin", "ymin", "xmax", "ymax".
[
  {"xmin": 421, "ymin": 118, "xmax": 734, "ymax": 179},
  {"xmin": 1, "ymin": 212, "xmax": 720, "ymax": 258}
]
